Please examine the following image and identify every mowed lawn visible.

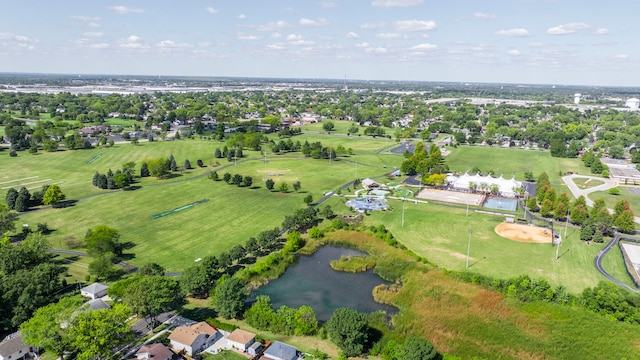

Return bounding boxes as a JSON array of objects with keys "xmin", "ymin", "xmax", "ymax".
[
  {"xmin": 445, "ymin": 146, "xmax": 591, "ymax": 190},
  {"xmin": 590, "ymin": 189, "xmax": 640, "ymax": 218},
  {"xmin": 363, "ymin": 199, "xmax": 621, "ymax": 294},
  {"xmin": 13, "ymin": 135, "xmax": 400, "ymax": 273}
]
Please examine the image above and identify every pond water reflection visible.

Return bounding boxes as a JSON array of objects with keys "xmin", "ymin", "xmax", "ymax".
[{"xmin": 254, "ymin": 246, "xmax": 397, "ymax": 321}]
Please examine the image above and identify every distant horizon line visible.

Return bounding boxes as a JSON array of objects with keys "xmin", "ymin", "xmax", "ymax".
[{"xmin": 1, "ymin": 71, "xmax": 639, "ymax": 90}]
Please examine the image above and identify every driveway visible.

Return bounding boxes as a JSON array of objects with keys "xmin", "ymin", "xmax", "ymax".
[
  {"xmin": 562, "ymin": 174, "xmax": 617, "ymax": 207},
  {"xmin": 562, "ymin": 174, "xmax": 640, "ymax": 224}
]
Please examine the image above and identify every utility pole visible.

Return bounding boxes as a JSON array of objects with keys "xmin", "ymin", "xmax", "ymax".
[{"xmin": 466, "ymin": 229, "xmax": 472, "ymax": 269}]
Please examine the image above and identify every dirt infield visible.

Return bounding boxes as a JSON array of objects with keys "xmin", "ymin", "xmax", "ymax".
[
  {"xmin": 416, "ymin": 188, "xmax": 484, "ymax": 206},
  {"xmin": 495, "ymin": 222, "xmax": 552, "ymax": 243}
]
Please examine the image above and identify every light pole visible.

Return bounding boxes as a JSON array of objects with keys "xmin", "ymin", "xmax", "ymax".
[
  {"xmin": 557, "ymin": 209, "xmax": 569, "ymax": 260},
  {"xmin": 466, "ymin": 229, "xmax": 472, "ymax": 269}
]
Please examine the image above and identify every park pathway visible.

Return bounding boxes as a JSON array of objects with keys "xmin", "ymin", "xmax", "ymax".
[{"xmin": 562, "ymin": 174, "xmax": 640, "ymax": 224}]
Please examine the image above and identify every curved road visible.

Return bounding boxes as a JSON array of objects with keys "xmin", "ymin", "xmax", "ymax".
[
  {"xmin": 594, "ymin": 234, "xmax": 639, "ymax": 292},
  {"xmin": 562, "ymin": 174, "xmax": 640, "ymax": 224}
]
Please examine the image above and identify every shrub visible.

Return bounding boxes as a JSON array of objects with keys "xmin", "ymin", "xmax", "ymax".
[{"xmin": 608, "ymin": 187, "xmax": 620, "ymax": 195}]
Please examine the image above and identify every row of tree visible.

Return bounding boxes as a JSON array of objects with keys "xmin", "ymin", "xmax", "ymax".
[{"xmin": 5, "ymin": 184, "xmax": 65, "ymax": 211}]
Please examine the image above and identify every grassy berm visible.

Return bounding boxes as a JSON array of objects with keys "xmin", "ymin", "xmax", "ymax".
[{"xmin": 326, "ymin": 230, "xmax": 640, "ymax": 360}]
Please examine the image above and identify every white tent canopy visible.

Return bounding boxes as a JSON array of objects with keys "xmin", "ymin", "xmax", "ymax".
[{"xmin": 446, "ymin": 172, "xmax": 522, "ymax": 198}]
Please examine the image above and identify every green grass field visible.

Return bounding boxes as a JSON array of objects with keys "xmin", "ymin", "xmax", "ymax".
[
  {"xmin": 590, "ymin": 188, "xmax": 640, "ymax": 218},
  {"xmin": 445, "ymin": 146, "xmax": 591, "ymax": 189},
  {"xmin": 357, "ymin": 198, "xmax": 621, "ymax": 294},
  {"xmin": 4, "ymin": 135, "xmax": 633, "ymax": 291}
]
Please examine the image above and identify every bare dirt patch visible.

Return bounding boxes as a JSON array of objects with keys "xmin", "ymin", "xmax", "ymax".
[{"xmin": 495, "ymin": 222, "xmax": 552, "ymax": 243}]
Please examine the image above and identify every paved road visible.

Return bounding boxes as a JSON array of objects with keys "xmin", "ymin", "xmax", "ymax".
[
  {"xmin": 594, "ymin": 234, "xmax": 639, "ymax": 292},
  {"xmin": 562, "ymin": 174, "xmax": 640, "ymax": 224},
  {"xmin": 561, "ymin": 174, "xmax": 617, "ymax": 207}
]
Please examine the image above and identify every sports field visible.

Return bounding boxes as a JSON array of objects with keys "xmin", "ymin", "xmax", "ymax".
[{"xmin": 495, "ymin": 222, "xmax": 552, "ymax": 243}]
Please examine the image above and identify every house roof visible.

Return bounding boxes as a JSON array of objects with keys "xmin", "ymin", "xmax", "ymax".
[
  {"xmin": 136, "ymin": 343, "xmax": 175, "ymax": 359},
  {"xmin": 86, "ymin": 298, "xmax": 110, "ymax": 310},
  {"xmin": 0, "ymin": 332, "xmax": 28, "ymax": 358},
  {"xmin": 168, "ymin": 322, "xmax": 217, "ymax": 346},
  {"xmin": 226, "ymin": 329, "xmax": 256, "ymax": 345},
  {"xmin": 80, "ymin": 282, "xmax": 109, "ymax": 295},
  {"xmin": 361, "ymin": 178, "xmax": 379, "ymax": 187},
  {"xmin": 263, "ymin": 341, "xmax": 297, "ymax": 360}
]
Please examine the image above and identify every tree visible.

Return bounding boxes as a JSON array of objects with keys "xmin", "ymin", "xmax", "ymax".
[
  {"xmin": 614, "ymin": 210, "xmax": 635, "ymax": 233},
  {"xmin": 140, "ymin": 162, "xmax": 150, "ymax": 177},
  {"xmin": 265, "ymin": 178, "xmax": 275, "ymax": 190},
  {"xmin": 223, "ymin": 172, "xmax": 232, "ymax": 183},
  {"xmin": 570, "ymin": 204, "xmax": 589, "ymax": 225},
  {"xmin": 209, "ymin": 171, "xmax": 219, "ymax": 181},
  {"xmin": 402, "ymin": 336, "xmax": 437, "ymax": 360},
  {"xmin": 326, "ymin": 308, "xmax": 369, "ymax": 357},
  {"xmin": 540, "ymin": 199, "xmax": 554, "ymax": 217},
  {"xmin": 88, "ymin": 253, "xmax": 120, "ymax": 280},
  {"xmin": 169, "ymin": 154, "xmax": 177, "ymax": 171},
  {"xmin": 147, "ymin": 157, "xmax": 170, "ymax": 178},
  {"xmin": 211, "ymin": 276, "xmax": 246, "ymax": 319},
  {"xmin": 294, "ymin": 305, "xmax": 318, "ymax": 335},
  {"xmin": 180, "ymin": 264, "xmax": 210, "ymax": 299},
  {"xmin": 232, "ymin": 174, "xmax": 243, "ymax": 186},
  {"xmin": 5, "ymin": 188, "xmax": 18, "ymax": 210},
  {"xmin": 184, "ymin": 159, "xmax": 192, "ymax": 169},
  {"xmin": 85, "ymin": 225, "xmax": 122, "ymax": 257},
  {"xmin": 14, "ymin": 187, "xmax": 30, "ymax": 212},
  {"xmin": 42, "ymin": 184, "xmax": 65, "ymax": 207},
  {"xmin": 322, "ymin": 205, "xmax": 334, "ymax": 219},
  {"xmin": 279, "ymin": 182, "xmax": 289, "ymax": 193},
  {"xmin": 122, "ymin": 276, "xmax": 185, "ymax": 329},
  {"xmin": 304, "ymin": 194, "xmax": 314, "ymax": 205},
  {"xmin": 580, "ymin": 222, "xmax": 595, "ymax": 242},
  {"xmin": 68, "ymin": 304, "xmax": 134, "ymax": 360},
  {"xmin": 323, "ymin": 121, "xmax": 335, "ymax": 132},
  {"xmin": 138, "ymin": 262, "xmax": 165, "ymax": 276},
  {"xmin": 215, "ymin": 148, "xmax": 222, "ymax": 158},
  {"xmin": 113, "ymin": 173, "xmax": 130, "ymax": 189},
  {"xmin": 0, "ymin": 204, "xmax": 18, "ymax": 235},
  {"xmin": 293, "ymin": 180, "xmax": 302, "ymax": 192},
  {"xmin": 243, "ymin": 176, "xmax": 253, "ymax": 187},
  {"xmin": 244, "ymin": 295, "xmax": 277, "ymax": 331},
  {"xmin": 524, "ymin": 171, "xmax": 535, "ymax": 182},
  {"xmin": 526, "ymin": 196, "xmax": 539, "ymax": 212},
  {"xmin": 591, "ymin": 158, "xmax": 604, "ymax": 174},
  {"xmin": 20, "ymin": 296, "xmax": 84, "ymax": 360}
]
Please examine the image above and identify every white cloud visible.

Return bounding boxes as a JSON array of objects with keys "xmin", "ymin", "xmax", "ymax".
[
  {"xmin": 256, "ymin": 21, "xmax": 293, "ymax": 32},
  {"xmin": 473, "ymin": 12, "xmax": 495, "ymax": 19},
  {"xmin": 84, "ymin": 32, "xmax": 103, "ymax": 38},
  {"xmin": 158, "ymin": 40, "xmax": 192, "ymax": 48},
  {"xmin": 360, "ymin": 22, "xmax": 386, "ymax": 30},
  {"xmin": 69, "ymin": 15, "xmax": 101, "ymax": 22},
  {"xmin": 300, "ymin": 18, "xmax": 329, "ymax": 26},
  {"xmin": 236, "ymin": 33, "xmax": 261, "ymax": 41},
  {"xmin": 271, "ymin": 32, "xmax": 282, "ymax": 39},
  {"xmin": 206, "ymin": 7, "xmax": 219, "ymax": 14},
  {"xmin": 365, "ymin": 46, "xmax": 388, "ymax": 53},
  {"xmin": 614, "ymin": 54, "xmax": 629, "ymax": 59},
  {"xmin": 0, "ymin": 32, "xmax": 31, "ymax": 42},
  {"xmin": 508, "ymin": 49, "xmax": 521, "ymax": 56},
  {"xmin": 393, "ymin": 20, "xmax": 437, "ymax": 32},
  {"xmin": 287, "ymin": 34, "xmax": 302, "ymax": 41},
  {"xmin": 409, "ymin": 43, "xmax": 437, "ymax": 51},
  {"xmin": 372, "ymin": 0, "xmax": 423, "ymax": 7},
  {"xmin": 88, "ymin": 23, "xmax": 101, "ymax": 28},
  {"xmin": 286, "ymin": 34, "xmax": 314, "ymax": 46},
  {"xmin": 495, "ymin": 28, "xmax": 530, "ymax": 37},
  {"xmin": 237, "ymin": 14, "xmax": 246, "ymax": 20},
  {"xmin": 320, "ymin": 2, "xmax": 338, "ymax": 8},
  {"xmin": 355, "ymin": 42, "xmax": 370, "ymax": 48},
  {"xmin": 376, "ymin": 33, "xmax": 401, "ymax": 39},
  {"xmin": 90, "ymin": 43, "xmax": 110, "ymax": 49},
  {"xmin": 108, "ymin": 6, "xmax": 144, "ymax": 14},
  {"xmin": 346, "ymin": 32, "xmax": 360, "ymax": 39},
  {"xmin": 267, "ymin": 43, "xmax": 286, "ymax": 50},
  {"xmin": 593, "ymin": 28, "xmax": 609, "ymax": 35},
  {"xmin": 547, "ymin": 22, "xmax": 589, "ymax": 35},
  {"xmin": 119, "ymin": 35, "xmax": 149, "ymax": 49}
]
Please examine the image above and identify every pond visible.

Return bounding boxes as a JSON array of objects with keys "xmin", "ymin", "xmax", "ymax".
[{"xmin": 254, "ymin": 246, "xmax": 397, "ymax": 321}]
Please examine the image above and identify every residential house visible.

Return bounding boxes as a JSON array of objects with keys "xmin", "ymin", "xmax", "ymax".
[
  {"xmin": 168, "ymin": 322, "xmax": 220, "ymax": 356},
  {"xmin": 135, "ymin": 343, "xmax": 177, "ymax": 360},
  {"xmin": 225, "ymin": 329, "xmax": 256, "ymax": 352},
  {"xmin": 0, "ymin": 333, "xmax": 36, "ymax": 360},
  {"xmin": 80, "ymin": 282, "xmax": 109, "ymax": 300},
  {"xmin": 262, "ymin": 341, "xmax": 298, "ymax": 360},
  {"xmin": 247, "ymin": 342, "xmax": 262, "ymax": 357},
  {"xmin": 85, "ymin": 298, "xmax": 110, "ymax": 310}
]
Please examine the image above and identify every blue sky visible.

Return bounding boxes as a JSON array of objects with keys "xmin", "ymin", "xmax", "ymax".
[{"xmin": 1, "ymin": 0, "xmax": 638, "ymax": 86}]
